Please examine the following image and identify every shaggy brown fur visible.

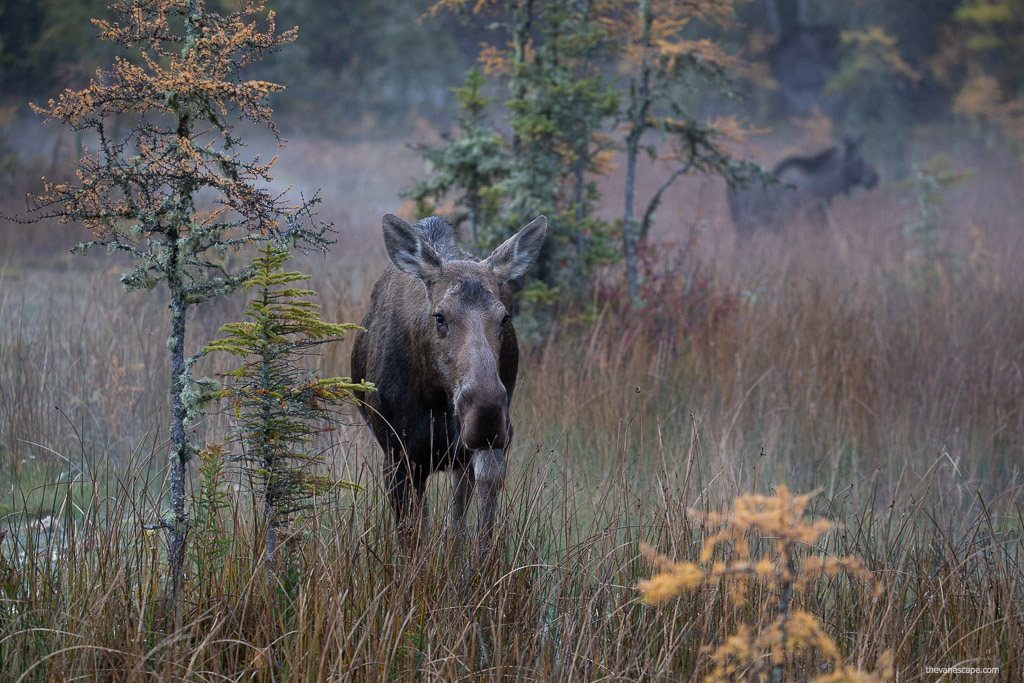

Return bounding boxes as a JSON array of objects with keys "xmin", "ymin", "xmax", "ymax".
[{"xmin": 351, "ymin": 214, "xmax": 546, "ymax": 548}]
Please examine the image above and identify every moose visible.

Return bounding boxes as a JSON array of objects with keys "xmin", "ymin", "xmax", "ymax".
[
  {"xmin": 728, "ymin": 132, "xmax": 879, "ymax": 234},
  {"xmin": 351, "ymin": 214, "xmax": 546, "ymax": 551}
]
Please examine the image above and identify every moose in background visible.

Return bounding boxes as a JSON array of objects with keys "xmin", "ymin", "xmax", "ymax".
[{"xmin": 728, "ymin": 132, "xmax": 879, "ymax": 234}]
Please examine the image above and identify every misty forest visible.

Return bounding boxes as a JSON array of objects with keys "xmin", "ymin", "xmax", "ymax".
[{"xmin": 0, "ymin": 0, "xmax": 1021, "ymax": 680}]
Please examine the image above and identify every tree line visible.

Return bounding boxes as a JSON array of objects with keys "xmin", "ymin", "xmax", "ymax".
[{"xmin": 2, "ymin": 0, "xmax": 1022, "ymax": 139}]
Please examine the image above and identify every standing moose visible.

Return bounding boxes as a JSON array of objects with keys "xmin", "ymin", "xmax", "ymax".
[
  {"xmin": 351, "ymin": 214, "xmax": 546, "ymax": 551},
  {"xmin": 728, "ymin": 132, "xmax": 879, "ymax": 234}
]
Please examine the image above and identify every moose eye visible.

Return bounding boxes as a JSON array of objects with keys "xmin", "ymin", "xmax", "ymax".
[
  {"xmin": 434, "ymin": 313, "xmax": 446, "ymax": 327},
  {"xmin": 501, "ymin": 314, "xmax": 512, "ymax": 328}
]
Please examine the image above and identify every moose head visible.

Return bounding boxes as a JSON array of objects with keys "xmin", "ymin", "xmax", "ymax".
[{"xmin": 380, "ymin": 213, "xmax": 546, "ymax": 451}]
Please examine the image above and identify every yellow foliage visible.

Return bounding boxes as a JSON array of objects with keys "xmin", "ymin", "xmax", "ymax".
[
  {"xmin": 425, "ymin": 0, "xmax": 493, "ymax": 17},
  {"xmin": 29, "ymin": 0, "xmax": 299, "ymax": 243},
  {"xmin": 839, "ymin": 27, "xmax": 921, "ymax": 84},
  {"xmin": 956, "ymin": 0, "xmax": 1016, "ymax": 25},
  {"xmin": 967, "ymin": 222, "xmax": 1004, "ymax": 291},
  {"xmin": 478, "ymin": 43, "xmax": 513, "ymax": 78},
  {"xmin": 591, "ymin": 134, "xmax": 618, "ymax": 174},
  {"xmin": 736, "ymin": 27, "xmax": 779, "ymax": 91},
  {"xmin": 601, "ymin": 0, "xmax": 743, "ymax": 74},
  {"xmin": 656, "ymin": 37, "xmax": 734, "ymax": 71},
  {"xmin": 954, "ymin": 73, "xmax": 1002, "ymax": 116},
  {"xmin": 954, "ymin": 73, "xmax": 1024, "ymax": 150},
  {"xmin": 638, "ymin": 487, "xmax": 890, "ymax": 682},
  {"xmin": 395, "ymin": 199, "xmax": 420, "ymax": 221},
  {"xmin": 635, "ymin": 550, "xmax": 705, "ymax": 604},
  {"xmin": 814, "ymin": 651, "xmax": 895, "ymax": 683}
]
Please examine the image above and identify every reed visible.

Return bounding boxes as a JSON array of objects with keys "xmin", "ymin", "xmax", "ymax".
[{"xmin": 0, "ymin": 135, "xmax": 1021, "ymax": 680}]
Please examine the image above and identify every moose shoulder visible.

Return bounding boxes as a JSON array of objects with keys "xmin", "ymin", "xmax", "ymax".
[
  {"xmin": 728, "ymin": 132, "xmax": 879, "ymax": 234},
  {"xmin": 351, "ymin": 214, "xmax": 546, "ymax": 550}
]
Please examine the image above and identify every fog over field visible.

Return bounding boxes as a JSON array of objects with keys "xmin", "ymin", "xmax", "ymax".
[{"xmin": 0, "ymin": 1, "xmax": 1021, "ymax": 680}]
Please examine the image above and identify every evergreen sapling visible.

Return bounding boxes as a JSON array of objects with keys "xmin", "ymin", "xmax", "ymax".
[{"xmin": 204, "ymin": 244, "xmax": 372, "ymax": 581}]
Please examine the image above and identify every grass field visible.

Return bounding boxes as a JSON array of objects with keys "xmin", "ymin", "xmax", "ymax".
[{"xmin": 0, "ymin": 130, "xmax": 1021, "ymax": 680}]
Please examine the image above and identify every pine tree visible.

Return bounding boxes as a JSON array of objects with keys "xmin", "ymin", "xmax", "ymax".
[
  {"xmin": 502, "ymin": 0, "xmax": 619, "ymax": 303},
  {"xmin": 405, "ymin": 66, "xmax": 509, "ymax": 244},
  {"xmin": 423, "ymin": 0, "xmax": 619, "ymax": 308},
  {"xmin": 204, "ymin": 244, "xmax": 372, "ymax": 582},
  {"xmin": 24, "ymin": 0, "xmax": 333, "ymax": 601}
]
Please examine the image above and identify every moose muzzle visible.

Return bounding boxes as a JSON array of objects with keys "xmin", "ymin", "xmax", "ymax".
[{"xmin": 456, "ymin": 381, "xmax": 510, "ymax": 450}]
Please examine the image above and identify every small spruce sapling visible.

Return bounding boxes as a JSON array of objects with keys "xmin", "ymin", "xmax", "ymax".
[
  {"xmin": 204, "ymin": 244, "xmax": 372, "ymax": 582},
  {"xmin": 901, "ymin": 153, "xmax": 975, "ymax": 281},
  {"xmin": 190, "ymin": 443, "xmax": 232, "ymax": 601}
]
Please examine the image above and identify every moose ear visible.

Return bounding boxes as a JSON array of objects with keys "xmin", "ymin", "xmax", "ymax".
[
  {"xmin": 382, "ymin": 214, "xmax": 443, "ymax": 282},
  {"xmin": 486, "ymin": 215, "xmax": 547, "ymax": 282}
]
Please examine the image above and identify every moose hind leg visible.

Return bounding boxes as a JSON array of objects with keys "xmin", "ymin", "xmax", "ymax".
[{"xmin": 473, "ymin": 448, "xmax": 506, "ymax": 555}]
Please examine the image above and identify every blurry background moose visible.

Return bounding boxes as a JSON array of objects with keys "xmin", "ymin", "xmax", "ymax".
[{"xmin": 728, "ymin": 132, "xmax": 880, "ymax": 234}]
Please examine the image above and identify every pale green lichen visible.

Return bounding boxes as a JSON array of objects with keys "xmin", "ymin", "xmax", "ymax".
[
  {"xmin": 181, "ymin": 382, "xmax": 207, "ymax": 430},
  {"xmin": 191, "ymin": 377, "xmax": 223, "ymax": 406},
  {"xmin": 121, "ymin": 268, "xmax": 159, "ymax": 292},
  {"xmin": 170, "ymin": 441, "xmax": 195, "ymax": 465}
]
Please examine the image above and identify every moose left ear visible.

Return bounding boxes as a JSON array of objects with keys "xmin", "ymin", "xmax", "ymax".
[{"xmin": 486, "ymin": 216, "xmax": 547, "ymax": 282}]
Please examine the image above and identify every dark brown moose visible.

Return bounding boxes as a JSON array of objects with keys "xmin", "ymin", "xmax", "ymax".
[
  {"xmin": 351, "ymin": 214, "xmax": 546, "ymax": 551},
  {"xmin": 728, "ymin": 132, "xmax": 879, "ymax": 234}
]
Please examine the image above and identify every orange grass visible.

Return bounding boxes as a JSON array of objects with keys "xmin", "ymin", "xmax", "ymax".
[{"xmin": 0, "ymin": 132, "xmax": 1021, "ymax": 680}]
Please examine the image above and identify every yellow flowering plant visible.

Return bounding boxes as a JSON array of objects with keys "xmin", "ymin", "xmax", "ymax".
[{"xmin": 639, "ymin": 487, "xmax": 893, "ymax": 682}]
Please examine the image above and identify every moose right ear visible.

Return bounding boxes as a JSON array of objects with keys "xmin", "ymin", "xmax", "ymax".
[
  {"xmin": 382, "ymin": 214, "xmax": 443, "ymax": 283},
  {"xmin": 487, "ymin": 215, "xmax": 547, "ymax": 282}
]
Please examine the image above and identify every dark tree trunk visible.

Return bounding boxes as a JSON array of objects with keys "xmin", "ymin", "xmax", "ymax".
[
  {"xmin": 574, "ymin": 156, "xmax": 586, "ymax": 301},
  {"xmin": 623, "ymin": 131, "xmax": 641, "ymax": 303},
  {"xmin": 469, "ymin": 191, "xmax": 480, "ymax": 245},
  {"xmin": 763, "ymin": 0, "xmax": 782, "ymax": 36},
  {"xmin": 623, "ymin": 0, "xmax": 653, "ymax": 305},
  {"xmin": 164, "ymin": 1, "xmax": 201, "ymax": 603},
  {"xmin": 509, "ymin": 0, "xmax": 535, "ymax": 156}
]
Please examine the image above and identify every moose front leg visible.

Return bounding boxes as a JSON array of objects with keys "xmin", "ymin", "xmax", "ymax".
[
  {"xmin": 473, "ymin": 448, "xmax": 506, "ymax": 556},
  {"xmin": 386, "ymin": 457, "xmax": 428, "ymax": 549}
]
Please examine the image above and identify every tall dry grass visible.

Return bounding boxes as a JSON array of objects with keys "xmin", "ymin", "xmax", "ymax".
[{"xmin": 0, "ymin": 131, "xmax": 1022, "ymax": 679}]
